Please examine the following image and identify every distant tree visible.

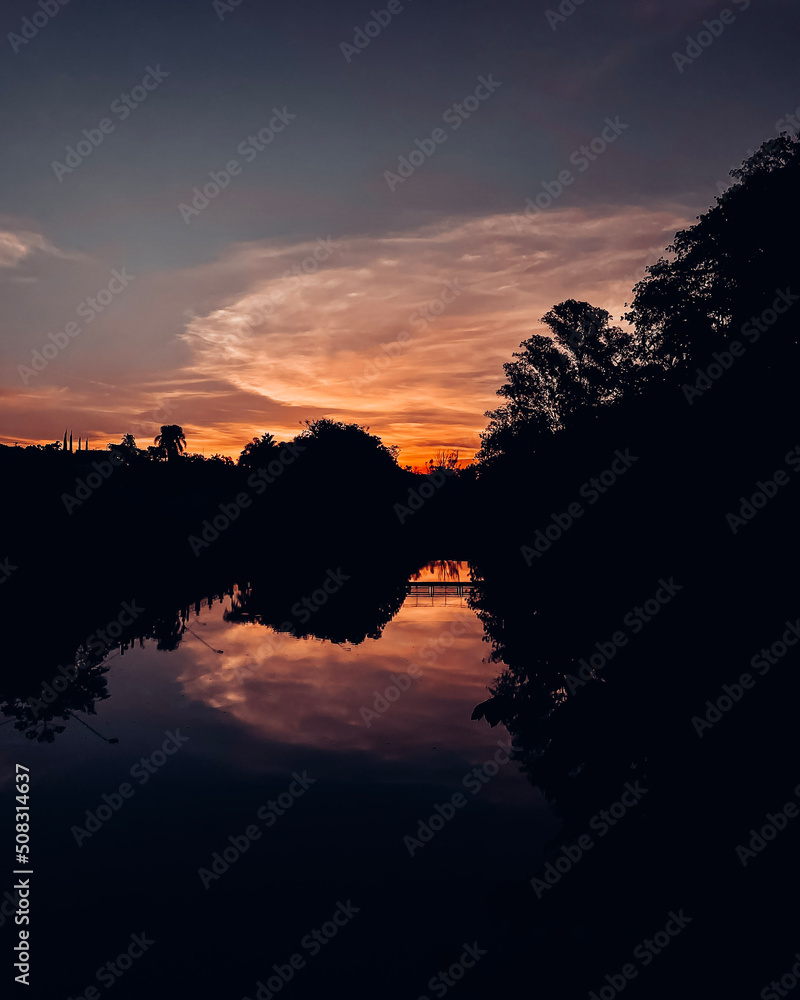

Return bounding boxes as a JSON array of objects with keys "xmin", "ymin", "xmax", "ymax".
[
  {"xmin": 298, "ymin": 419, "xmax": 400, "ymax": 471},
  {"xmin": 109, "ymin": 433, "xmax": 139, "ymax": 464},
  {"xmin": 238, "ymin": 432, "xmax": 279, "ymax": 469},
  {"xmin": 181, "ymin": 451, "xmax": 235, "ymax": 466},
  {"xmin": 154, "ymin": 425, "xmax": 186, "ymax": 462},
  {"xmin": 424, "ymin": 450, "xmax": 461, "ymax": 475},
  {"xmin": 478, "ymin": 300, "xmax": 643, "ymax": 465}
]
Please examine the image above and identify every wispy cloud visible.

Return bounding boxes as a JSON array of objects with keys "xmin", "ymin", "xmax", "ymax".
[
  {"xmin": 0, "ymin": 228, "xmax": 82, "ymax": 269},
  {"xmin": 0, "ymin": 206, "xmax": 687, "ymax": 463},
  {"xmin": 177, "ymin": 206, "xmax": 686, "ymax": 461}
]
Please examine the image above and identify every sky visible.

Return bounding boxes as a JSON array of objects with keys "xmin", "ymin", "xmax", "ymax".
[{"xmin": 0, "ymin": 0, "xmax": 798, "ymax": 467}]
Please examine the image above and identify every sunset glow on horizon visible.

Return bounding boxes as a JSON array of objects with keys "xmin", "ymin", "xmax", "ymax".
[{"xmin": 0, "ymin": 205, "xmax": 689, "ymax": 467}]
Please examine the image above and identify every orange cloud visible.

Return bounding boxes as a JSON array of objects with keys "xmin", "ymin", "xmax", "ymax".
[
  {"xmin": 1, "ymin": 205, "xmax": 687, "ymax": 465},
  {"xmin": 176, "ymin": 206, "xmax": 685, "ymax": 463}
]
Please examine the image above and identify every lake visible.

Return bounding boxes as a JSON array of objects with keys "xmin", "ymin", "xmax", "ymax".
[{"xmin": 0, "ymin": 561, "xmax": 557, "ymax": 999}]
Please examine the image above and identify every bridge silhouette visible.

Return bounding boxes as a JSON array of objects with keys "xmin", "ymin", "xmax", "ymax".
[{"xmin": 404, "ymin": 580, "xmax": 477, "ymax": 607}]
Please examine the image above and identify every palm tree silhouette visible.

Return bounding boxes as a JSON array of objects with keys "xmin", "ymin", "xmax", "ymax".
[
  {"xmin": 154, "ymin": 425, "xmax": 186, "ymax": 462},
  {"xmin": 237, "ymin": 431, "xmax": 278, "ymax": 468}
]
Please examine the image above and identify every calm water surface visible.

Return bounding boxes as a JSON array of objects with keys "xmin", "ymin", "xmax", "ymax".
[{"xmin": 0, "ymin": 563, "xmax": 556, "ymax": 999}]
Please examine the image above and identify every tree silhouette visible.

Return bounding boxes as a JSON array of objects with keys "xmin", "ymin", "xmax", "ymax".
[
  {"xmin": 109, "ymin": 433, "xmax": 139, "ymax": 464},
  {"xmin": 424, "ymin": 450, "xmax": 460, "ymax": 475},
  {"xmin": 154, "ymin": 425, "xmax": 186, "ymax": 462},
  {"xmin": 237, "ymin": 432, "xmax": 279, "ymax": 469},
  {"xmin": 540, "ymin": 299, "xmax": 647, "ymax": 403},
  {"xmin": 298, "ymin": 419, "xmax": 401, "ymax": 470},
  {"xmin": 624, "ymin": 133, "xmax": 800, "ymax": 367},
  {"xmin": 478, "ymin": 300, "xmax": 645, "ymax": 465}
]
